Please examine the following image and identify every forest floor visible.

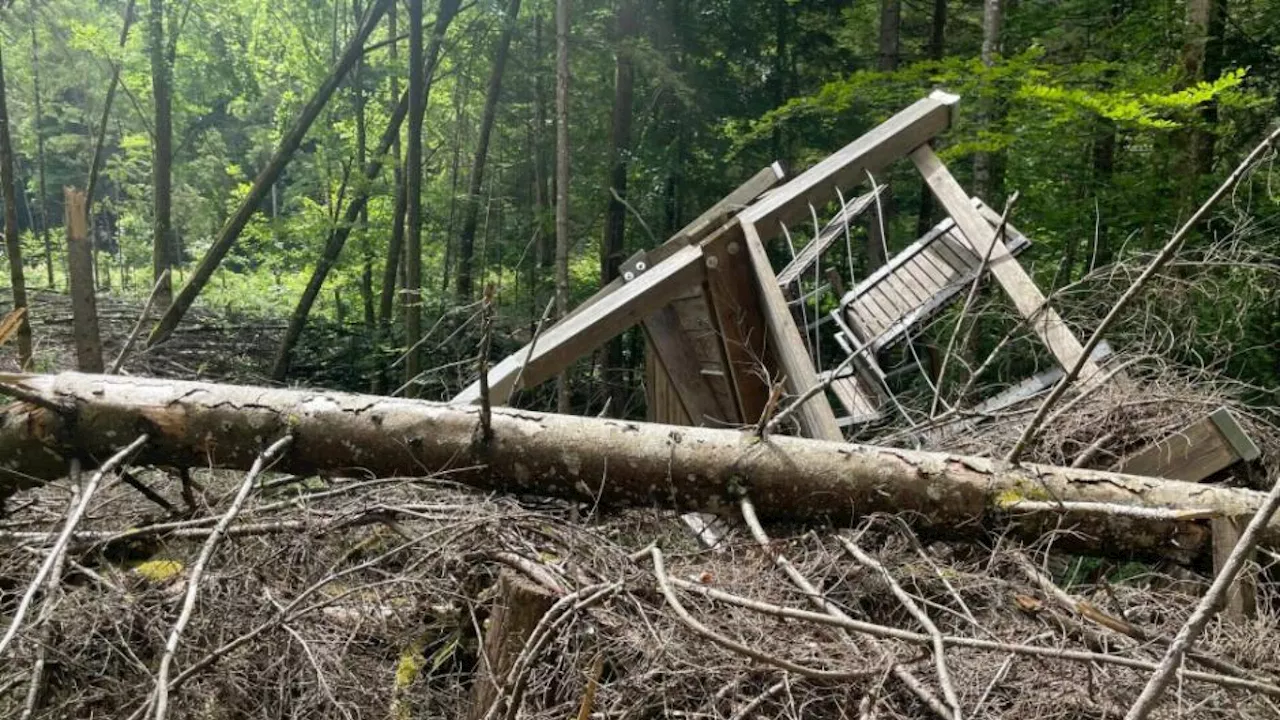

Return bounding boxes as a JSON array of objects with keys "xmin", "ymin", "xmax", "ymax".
[{"xmin": 2, "ymin": 289, "xmax": 1280, "ymax": 719}]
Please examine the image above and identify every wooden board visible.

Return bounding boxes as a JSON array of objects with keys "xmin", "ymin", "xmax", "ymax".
[
  {"xmin": 910, "ymin": 145, "xmax": 1102, "ymax": 382},
  {"xmin": 700, "ymin": 222, "xmax": 773, "ymax": 424},
  {"xmin": 775, "ymin": 187, "xmax": 882, "ymax": 288},
  {"xmin": 741, "ymin": 91, "xmax": 960, "ymax": 237},
  {"xmin": 1114, "ymin": 406, "xmax": 1261, "ymax": 482},
  {"xmin": 741, "ymin": 221, "xmax": 842, "ymax": 440},
  {"xmin": 642, "ymin": 304, "xmax": 727, "ymax": 425},
  {"xmin": 454, "ymin": 243, "xmax": 707, "ymax": 404}
]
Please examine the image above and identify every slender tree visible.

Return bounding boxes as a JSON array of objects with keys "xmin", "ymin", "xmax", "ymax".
[
  {"xmin": 866, "ymin": 0, "xmax": 900, "ymax": 269},
  {"xmin": 148, "ymin": 0, "xmax": 393, "ymax": 347},
  {"xmin": 916, "ymin": 0, "xmax": 946, "ymax": 238},
  {"xmin": 455, "ymin": 0, "xmax": 524, "ymax": 301},
  {"xmin": 30, "ymin": 21, "xmax": 53, "ymax": 288},
  {"xmin": 0, "ymin": 41, "xmax": 32, "ymax": 369},
  {"xmin": 271, "ymin": 0, "xmax": 459, "ymax": 382},
  {"xmin": 554, "ymin": 0, "xmax": 571, "ymax": 412},
  {"xmin": 972, "ymin": 0, "xmax": 1004, "ymax": 201},
  {"xmin": 377, "ymin": 1, "xmax": 405, "ymax": 330},
  {"xmin": 86, "ymin": 0, "xmax": 137, "ymax": 288},
  {"xmin": 149, "ymin": 0, "xmax": 174, "ymax": 309},
  {"xmin": 404, "ymin": 0, "xmax": 426, "ymax": 395},
  {"xmin": 600, "ymin": 0, "xmax": 637, "ymax": 414}
]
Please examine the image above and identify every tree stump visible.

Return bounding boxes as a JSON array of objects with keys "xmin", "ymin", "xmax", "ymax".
[{"xmin": 467, "ymin": 571, "xmax": 558, "ymax": 720}]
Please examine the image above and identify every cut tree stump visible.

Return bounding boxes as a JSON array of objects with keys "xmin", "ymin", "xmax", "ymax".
[{"xmin": 468, "ymin": 571, "xmax": 559, "ymax": 720}]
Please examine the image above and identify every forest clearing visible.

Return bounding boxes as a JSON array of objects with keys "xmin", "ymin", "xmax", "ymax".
[{"xmin": 1, "ymin": 0, "xmax": 1280, "ymax": 718}]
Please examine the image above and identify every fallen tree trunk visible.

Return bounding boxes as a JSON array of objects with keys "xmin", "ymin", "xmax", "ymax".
[{"xmin": 0, "ymin": 372, "xmax": 1274, "ymax": 560}]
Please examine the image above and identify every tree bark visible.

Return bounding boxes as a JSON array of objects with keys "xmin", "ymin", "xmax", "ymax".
[
  {"xmin": 270, "ymin": 1, "xmax": 458, "ymax": 382},
  {"xmin": 916, "ymin": 0, "xmax": 946, "ymax": 239},
  {"xmin": 1, "ymin": 373, "xmax": 1276, "ymax": 561},
  {"xmin": 0, "ymin": 40, "xmax": 32, "ymax": 370},
  {"xmin": 466, "ymin": 572, "xmax": 558, "ymax": 720},
  {"xmin": 454, "ymin": 0, "xmax": 523, "ymax": 302},
  {"xmin": 554, "ymin": 0, "xmax": 571, "ymax": 412},
  {"xmin": 30, "ymin": 22, "xmax": 53, "ymax": 289},
  {"xmin": 405, "ymin": 0, "xmax": 427, "ymax": 396},
  {"xmin": 599, "ymin": 0, "xmax": 637, "ymax": 416},
  {"xmin": 972, "ymin": 0, "xmax": 1004, "ymax": 202},
  {"xmin": 64, "ymin": 191, "xmax": 104, "ymax": 373},
  {"xmin": 149, "ymin": 0, "xmax": 175, "ymax": 310},
  {"xmin": 86, "ymin": 0, "xmax": 138, "ymax": 284},
  {"xmin": 147, "ymin": 0, "xmax": 393, "ymax": 348},
  {"xmin": 532, "ymin": 9, "xmax": 553, "ymax": 272},
  {"xmin": 377, "ymin": 0, "xmax": 405, "ymax": 336}
]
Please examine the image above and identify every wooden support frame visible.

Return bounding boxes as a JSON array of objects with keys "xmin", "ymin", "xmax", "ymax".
[
  {"xmin": 911, "ymin": 145, "xmax": 1103, "ymax": 383},
  {"xmin": 1115, "ymin": 406, "xmax": 1261, "ymax": 619},
  {"xmin": 454, "ymin": 243, "xmax": 706, "ymax": 404}
]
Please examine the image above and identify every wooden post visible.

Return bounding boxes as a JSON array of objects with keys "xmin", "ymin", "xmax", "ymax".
[
  {"xmin": 1116, "ymin": 406, "xmax": 1262, "ymax": 620},
  {"xmin": 467, "ymin": 571, "xmax": 558, "ymax": 720},
  {"xmin": 65, "ymin": 188, "xmax": 104, "ymax": 372}
]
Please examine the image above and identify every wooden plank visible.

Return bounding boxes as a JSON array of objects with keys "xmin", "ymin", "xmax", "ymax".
[
  {"xmin": 740, "ymin": 221, "xmax": 843, "ymax": 440},
  {"xmin": 1212, "ymin": 515, "xmax": 1256, "ymax": 620},
  {"xmin": 645, "ymin": 338, "xmax": 693, "ymax": 426},
  {"xmin": 642, "ymin": 304, "xmax": 729, "ymax": 425},
  {"xmin": 741, "ymin": 91, "xmax": 960, "ymax": 237},
  {"xmin": 454, "ymin": 243, "xmax": 707, "ymax": 404},
  {"xmin": 1115, "ymin": 407, "xmax": 1261, "ymax": 481},
  {"xmin": 700, "ymin": 222, "xmax": 773, "ymax": 424},
  {"xmin": 669, "ymin": 296, "xmax": 740, "ymax": 422},
  {"xmin": 566, "ymin": 165, "xmax": 786, "ymax": 328},
  {"xmin": 911, "ymin": 145, "xmax": 1102, "ymax": 382}
]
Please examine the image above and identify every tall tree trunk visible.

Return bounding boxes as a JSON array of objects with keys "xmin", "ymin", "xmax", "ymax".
[
  {"xmin": 87, "ymin": 0, "xmax": 137, "ymax": 289},
  {"xmin": 148, "ymin": 0, "xmax": 393, "ymax": 348},
  {"xmin": 4, "ymin": 373, "xmax": 1279, "ymax": 562},
  {"xmin": 404, "ymin": 0, "xmax": 426, "ymax": 396},
  {"xmin": 600, "ymin": 0, "xmax": 637, "ymax": 416},
  {"xmin": 455, "ymin": 0, "xmax": 523, "ymax": 302},
  {"xmin": 30, "ymin": 22, "xmax": 53, "ymax": 289},
  {"xmin": 866, "ymin": 0, "xmax": 900, "ymax": 269},
  {"xmin": 916, "ymin": 0, "xmax": 946, "ymax": 239},
  {"xmin": 1178, "ymin": 0, "xmax": 1224, "ymax": 213},
  {"xmin": 149, "ymin": 0, "xmax": 174, "ymax": 310},
  {"xmin": 377, "ymin": 1, "xmax": 404, "ymax": 330},
  {"xmin": 554, "ymin": 0, "xmax": 571, "ymax": 412},
  {"xmin": 0, "ymin": 41, "xmax": 32, "ymax": 369},
  {"xmin": 533, "ymin": 7, "xmax": 553, "ymax": 272},
  {"xmin": 972, "ymin": 0, "xmax": 1004, "ymax": 202},
  {"xmin": 769, "ymin": 0, "xmax": 789, "ymax": 161}
]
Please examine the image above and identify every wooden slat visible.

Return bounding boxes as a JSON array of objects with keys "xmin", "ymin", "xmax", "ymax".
[
  {"xmin": 642, "ymin": 304, "xmax": 726, "ymax": 425},
  {"xmin": 741, "ymin": 221, "xmax": 842, "ymax": 440},
  {"xmin": 1212, "ymin": 516, "xmax": 1256, "ymax": 620},
  {"xmin": 454, "ymin": 243, "xmax": 707, "ymax": 404},
  {"xmin": 741, "ymin": 91, "xmax": 960, "ymax": 236},
  {"xmin": 1115, "ymin": 407, "xmax": 1261, "ymax": 481},
  {"xmin": 911, "ymin": 145, "xmax": 1102, "ymax": 381}
]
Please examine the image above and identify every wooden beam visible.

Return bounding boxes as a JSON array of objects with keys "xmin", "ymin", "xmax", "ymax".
[
  {"xmin": 700, "ymin": 222, "xmax": 773, "ymax": 424},
  {"xmin": 642, "ymin": 305, "xmax": 730, "ymax": 425},
  {"xmin": 1115, "ymin": 406, "xmax": 1261, "ymax": 481},
  {"xmin": 454, "ymin": 244, "xmax": 707, "ymax": 404},
  {"xmin": 740, "ymin": 90, "xmax": 959, "ymax": 237},
  {"xmin": 566, "ymin": 164, "xmax": 787, "ymax": 327},
  {"xmin": 910, "ymin": 145, "xmax": 1103, "ymax": 382},
  {"xmin": 1114, "ymin": 406, "xmax": 1262, "ymax": 620},
  {"xmin": 741, "ymin": 221, "xmax": 843, "ymax": 440}
]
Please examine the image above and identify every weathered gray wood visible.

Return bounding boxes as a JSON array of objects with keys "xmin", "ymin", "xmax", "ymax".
[
  {"xmin": 454, "ymin": 243, "xmax": 706, "ymax": 404},
  {"xmin": 911, "ymin": 145, "xmax": 1101, "ymax": 382},
  {"xmin": 1212, "ymin": 515, "xmax": 1256, "ymax": 620},
  {"xmin": 642, "ymin": 304, "xmax": 728, "ymax": 425},
  {"xmin": 741, "ymin": 221, "xmax": 843, "ymax": 440},
  {"xmin": 1115, "ymin": 407, "xmax": 1261, "ymax": 482},
  {"xmin": 740, "ymin": 90, "xmax": 959, "ymax": 236},
  {"xmin": 775, "ymin": 187, "xmax": 883, "ymax": 287}
]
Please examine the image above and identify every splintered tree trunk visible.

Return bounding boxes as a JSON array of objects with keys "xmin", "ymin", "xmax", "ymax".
[
  {"xmin": 147, "ymin": 0, "xmax": 392, "ymax": 348},
  {"xmin": 64, "ymin": 191, "xmax": 104, "ymax": 372},
  {"xmin": 466, "ymin": 572, "xmax": 558, "ymax": 720},
  {"xmin": 149, "ymin": 0, "xmax": 174, "ymax": 309},
  {"xmin": 0, "ymin": 41, "xmax": 33, "ymax": 370},
  {"xmin": 1, "ymin": 373, "xmax": 1278, "ymax": 561},
  {"xmin": 554, "ymin": 0, "xmax": 571, "ymax": 412},
  {"xmin": 600, "ymin": 0, "xmax": 637, "ymax": 416},
  {"xmin": 270, "ymin": 0, "xmax": 458, "ymax": 382},
  {"xmin": 454, "ymin": 0, "xmax": 523, "ymax": 302}
]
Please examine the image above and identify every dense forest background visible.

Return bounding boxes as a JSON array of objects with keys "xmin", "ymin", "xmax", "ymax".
[{"xmin": 0, "ymin": 0, "xmax": 1276, "ymax": 413}]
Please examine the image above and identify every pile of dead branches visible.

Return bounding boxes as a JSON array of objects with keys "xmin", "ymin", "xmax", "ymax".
[{"xmin": 1, "ymin": 456, "xmax": 1279, "ymax": 720}]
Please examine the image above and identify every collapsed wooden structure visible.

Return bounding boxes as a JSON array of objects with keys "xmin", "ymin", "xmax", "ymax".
[
  {"xmin": 454, "ymin": 91, "xmax": 1104, "ymax": 441},
  {"xmin": 453, "ymin": 91, "xmax": 1265, "ymax": 611}
]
